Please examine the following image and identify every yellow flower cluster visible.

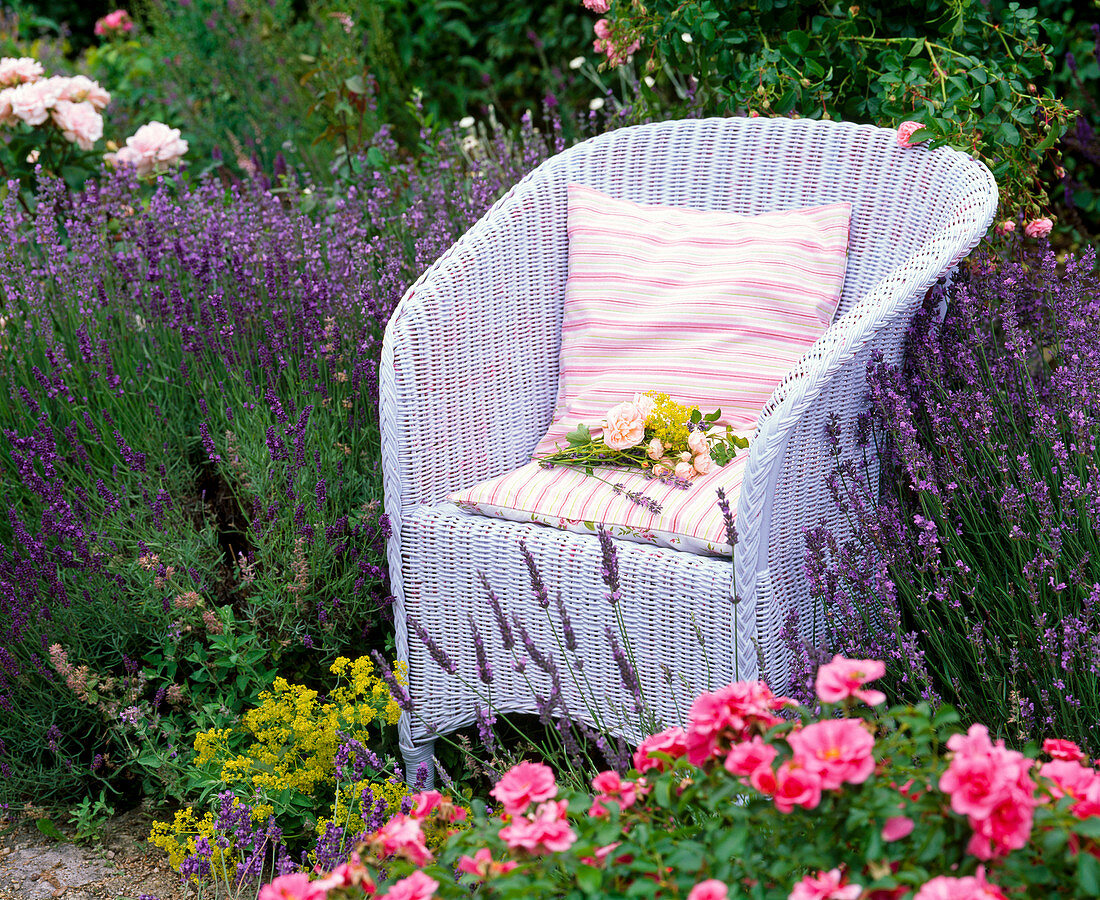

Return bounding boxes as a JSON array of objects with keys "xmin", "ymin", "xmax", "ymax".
[
  {"xmin": 150, "ymin": 656, "xmax": 408, "ymax": 882},
  {"xmin": 644, "ymin": 391, "xmax": 694, "ymax": 449}
]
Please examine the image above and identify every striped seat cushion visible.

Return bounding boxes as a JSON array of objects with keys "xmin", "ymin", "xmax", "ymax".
[{"xmin": 451, "ymin": 186, "xmax": 850, "ymax": 556}]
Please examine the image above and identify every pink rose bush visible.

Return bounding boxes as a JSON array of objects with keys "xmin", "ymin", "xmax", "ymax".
[
  {"xmin": 0, "ymin": 54, "xmax": 186, "ymax": 187},
  {"xmin": 267, "ymin": 657, "xmax": 1100, "ymax": 900},
  {"xmin": 94, "ymin": 9, "xmax": 135, "ymax": 37}
]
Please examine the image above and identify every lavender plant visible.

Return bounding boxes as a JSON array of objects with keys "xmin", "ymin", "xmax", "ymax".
[
  {"xmin": 0, "ymin": 109, "xmax": 565, "ymax": 803},
  {"xmin": 793, "ymin": 240, "xmax": 1100, "ymax": 755}
]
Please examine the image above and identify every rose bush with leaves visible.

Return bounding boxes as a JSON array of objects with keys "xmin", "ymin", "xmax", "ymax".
[{"xmin": 264, "ymin": 656, "xmax": 1100, "ymax": 899}]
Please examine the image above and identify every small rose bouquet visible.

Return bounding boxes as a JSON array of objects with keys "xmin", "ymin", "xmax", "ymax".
[{"xmin": 536, "ymin": 392, "xmax": 748, "ymax": 510}]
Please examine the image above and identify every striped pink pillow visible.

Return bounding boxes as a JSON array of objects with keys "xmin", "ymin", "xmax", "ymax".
[{"xmin": 533, "ymin": 186, "xmax": 851, "ymax": 456}]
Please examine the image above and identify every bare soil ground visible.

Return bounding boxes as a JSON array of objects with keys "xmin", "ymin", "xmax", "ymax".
[{"xmin": 0, "ymin": 807, "xmax": 193, "ymax": 900}]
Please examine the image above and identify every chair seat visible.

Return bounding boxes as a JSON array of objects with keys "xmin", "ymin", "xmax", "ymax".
[{"xmin": 450, "ymin": 451, "xmax": 748, "ymax": 557}]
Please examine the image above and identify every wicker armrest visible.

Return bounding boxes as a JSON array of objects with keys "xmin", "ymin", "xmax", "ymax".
[
  {"xmin": 734, "ymin": 212, "xmax": 995, "ymax": 626},
  {"xmin": 380, "ymin": 167, "xmax": 570, "ymax": 532}
]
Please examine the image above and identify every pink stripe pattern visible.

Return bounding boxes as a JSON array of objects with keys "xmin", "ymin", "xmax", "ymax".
[{"xmin": 451, "ymin": 185, "xmax": 851, "ymax": 555}]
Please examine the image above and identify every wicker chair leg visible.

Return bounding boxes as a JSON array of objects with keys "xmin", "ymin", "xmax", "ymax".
[{"xmin": 401, "ymin": 739, "xmax": 436, "ymax": 789}]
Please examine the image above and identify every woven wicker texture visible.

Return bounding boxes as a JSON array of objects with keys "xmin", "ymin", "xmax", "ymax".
[{"xmin": 379, "ymin": 117, "xmax": 998, "ymax": 782}]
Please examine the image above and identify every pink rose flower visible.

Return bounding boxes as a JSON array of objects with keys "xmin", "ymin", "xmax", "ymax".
[
  {"xmin": 0, "ymin": 57, "xmax": 43, "ymax": 87},
  {"xmin": 107, "ymin": 121, "xmax": 189, "ymax": 176},
  {"xmin": 693, "ymin": 453, "xmax": 714, "ymax": 475},
  {"xmin": 788, "ymin": 718, "xmax": 875, "ymax": 790},
  {"xmin": 8, "ymin": 79, "xmax": 61, "ymax": 126},
  {"xmin": 1039, "ymin": 759, "xmax": 1100, "ymax": 818},
  {"xmin": 724, "ymin": 735, "xmax": 778, "ymax": 779},
  {"xmin": 384, "ymin": 871, "xmax": 439, "ymax": 900},
  {"xmin": 674, "ymin": 460, "xmax": 694, "ymax": 479},
  {"xmin": 1043, "ymin": 738, "xmax": 1086, "ymax": 762},
  {"xmin": 1024, "ymin": 217, "xmax": 1053, "ymax": 238},
  {"xmin": 995, "ymin": 220, "xmax": 1016, "ymax": 235},
  {"xmin": 896, "ymin": 120, "xmax": 926, "ymax": 148},
  {"xmin": 593, "ymin": 18, "xmax": 611, "ymax": 38},
  {"xmin": 491, "ymin": 760, "xmax": 558, "ymax": 815},
  {"xmin": 646, "ymin": 437, "xmax": 664, "ymax": 460},
  {"xmin": 687, "ymin": 880, "xmax": 729, "ymax": 900},
  {"xmin": 789, "ymin": 868, "xmax": 862, "ymax": 900},
  {"xmin": 603, "ymin": 399, "xmax": 646, "ymax": 450},
  {"xmin": 772, "ymin": 759, "xmax": 823, "ymax": 813},
  {"xmin": 913, "ymin": 868, "xmax": 1007, "ymax": 900},
  {"xmin": 499, "ymin": 799, "xmax": 577, "ymax": 853},
  {"xmin": 633, "ymin": 726, "xmax": 687, "ymax": 773},
  {"xmin": 95, "ymin": 10, "xmax": 135, "ymax": 36},
  {"xmin": 815, "ymin": 655, "xmax": 887, "ymax": 706},
  {"xmin": 632, "ymin": 391, "xmax": 656, "ymax": 419},
  {"xmin": 57, "ymin": 75, "xmax": 110, "ymax": 110},
  {"xmin": 258, "ymin": 874, "xmax": 327, "ymax": 900},
  {"xmin": 370, "ymin": 814, "xmax": 433, "ymax": 866},
  {"xmin": 457, "ymin": 847, "xmax": 518, "ymax": 879},
  {"xmin": 939, "ymin": 724, "xmax": 1038, "ymax": 858},
  {"xmin": 51, "ymin": 100, "xmax": 103, "ymax": 150},
  {"xmin": 686, "ymin": 430, "xmax": 708, "ymax": 455},
  {"xmin": 686, "ymin": 681, "xmax": 785, "ymax": 764},
  {"xmin": 882, "ymin": 815, "xmax": 915, "ymax": 842},
  {"xmin": 582, "ymin": 0, "xmax": 611, "ymax": 12}
]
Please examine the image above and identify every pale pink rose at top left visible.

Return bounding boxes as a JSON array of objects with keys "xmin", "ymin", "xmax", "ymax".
[
  {"xmin": 788, "ymin": 868, "xmax": 862, "ymax": 900},
  {"xmin": 58, "ymin": 75, "xmax": 110, "ymax": 110},
  {"xmin": 788, "ymin": 718, "xmax": 875, "ymax": 791},
  {"xmin": 603, "ymin": 400, "xmax": 646, "ymax": 450},
  {"xmin": 384, "ymin": 871, "xmax": 439, "ymax": 900},
  {"xmin": 51, "ymin": 100, "xmax": 103, "ymax": 150},
  {"xmin": 0, "ymin": 57, "xmax": 43, "ymax": 87},
  {"xmin": 1024, "ymin": 217, "xmax": 1053, "ymax": 238},
  {"xmin": 490, "ymin": 760, "xmax": 558, "ymax": 816},
  {"xmin": 9, "ymin": 79, "xmax": 62, "ymax": 126},
  {"xmin": 582, "ymin": 0, "xmax": 611, "ymax": 13},
  {"xmin": 896, "ymin": 120, "xmax": 926, "ymax": 148},
  {"xmin": 687, "ymin": 879, "xmax": 729, "ymax": 900},
  {"xmin": 816, "ymin": 655, "xmax": 887, "ymax": 706},
  {"xmin": 258, "ymin": 873, "xmax": 327, "ymax": 900}
]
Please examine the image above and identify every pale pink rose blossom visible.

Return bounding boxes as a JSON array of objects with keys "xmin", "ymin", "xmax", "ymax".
[
  {"xmin": 582, "ymin": 0, "xmax": 611, "ymax": 12},
  {"xmin": 632, "ymin": 392, "xmax": 656, "ymax": 419},
  {"xmin": 370, "ymin": 814, "xmax": 433, "ymax": 866},
  {"xmin": 686, "ymin": 681, "xmax": 786, "ymax": 764},
  {"xmin": 896, "ymin": 120, "xmax": 926, "ymax": 148},
  {"xmin": 257, "ymin": 874, "xmax": 327, "ymax": 900},
  {"xmin": 0, "ymin": 57, "xmax": 43, "ymax": 88},
  {"xmin": 1024, "ymin": 217, "xmax": 1052, "ymax": 238},
  {"xmin": 882, "ymin": 815, "xmax": 915, "ymax": 842},
  {"xmin": 58, "ymin": 75, "xmax": 110, "ymax": 110},
  {"xmin": 674, "ymin": 460, "xmax": 693, "ymax": 479},
  {"xmin": 1038, "ymin": 759, "xmax": 1100, "ymax": 818},
  {"xmin": 995, "ymin": 220, "xmax": 1016, "ymax": 235},
  {"xmin": 693, "ymin": 454, "xmax": 714, "ymax": 476},
  {"xmin": 108, "ymin": 121, "xmax": 189, "ymax": 176},
  {"xmin": 687, "ymin": 431, "xmax": 708, "ymax": 455},
  {"xmin": 788, "ymin": 718, "xmax": 875, "ymax": 790},
  {"xmin": 593, "ymin": 18, "xmax": 611, "ymax": 38},
  {"xmin": 385, "ymin": 871, "xmax": 439, "ymax": 900},
  {"xmin": 490, "ymin": 760, "xmax": 558, "ymax": 815},
  {"xmin": 603, "ymin": 400, "xmax": 646, "ymax": 450},
  {"xmin": 0, "ymin": 89, "xmax": 14, "ymax": 125},
  {"xmin": 815, "ymin": 655, "xmax": 887, "ymax": 706},
  {"xmin": 687, "ymin": 880, "xmax": 729, "ymax": 900},
  {"xmin": 646, "ymin": 437, "xmax": 664, "ymax": 460},
  {"xmin": 51, "ymin": 100, "xmax": 103, "ymax": 150},
  {"xmin": 9, "ymin": 79, "xmax": 62, "ymax": 126},
  {"xmin": 789, "ymin": 868, "xmax": 862, "ymax": 900}
]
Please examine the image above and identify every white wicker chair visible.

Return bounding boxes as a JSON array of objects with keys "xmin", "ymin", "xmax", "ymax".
[{"xmin": 380, "ymin": 117, "xmax": 997, "ymax": 782}]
